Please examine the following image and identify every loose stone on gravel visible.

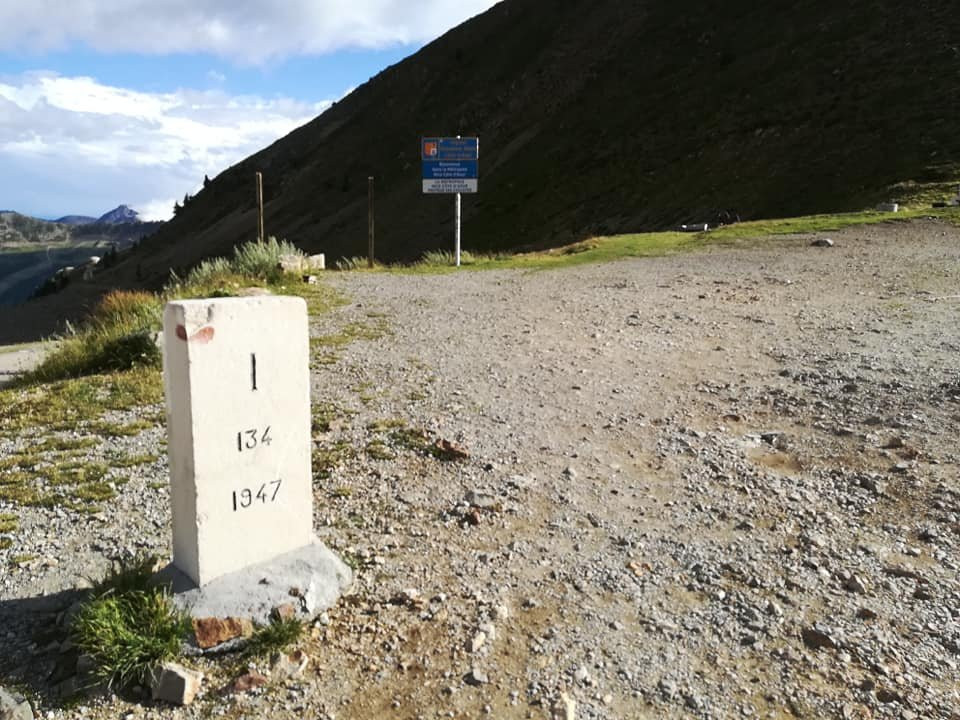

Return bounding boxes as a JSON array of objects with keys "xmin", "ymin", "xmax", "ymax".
[
  {"xmin": 149, "ymin": 662, "xmax": 203, "ymax": 706},
  {"xmin": 0, "ymin": 686, "xmax": 33, "ymax": 720}
]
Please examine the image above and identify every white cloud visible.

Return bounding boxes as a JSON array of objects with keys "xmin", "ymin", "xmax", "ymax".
[
  {"xmin": 0, "ymin": 72, "xmax": 326, "ymax": 219},
  {"xmin": 0, "ymin": 1, "xmax": 500, "ymax": 64}
]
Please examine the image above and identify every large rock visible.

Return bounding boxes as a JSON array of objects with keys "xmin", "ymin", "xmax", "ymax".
[
  {"xmin": 159, "ymin": 541, "xmax": 352, "ymax": 626},
  {"xmin": 149, "ymin": 662, "xmax": 203, "ymax": 705},
  {"xmin": 0, "ymin": 686, "xmax": 33, "ymax": 720}
]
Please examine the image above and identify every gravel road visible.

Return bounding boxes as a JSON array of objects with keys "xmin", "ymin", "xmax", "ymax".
[
  {"xmin": 0, "ymin": 343, "xmax": 49, "ymax": 388},
  {"xmin": 1, "ymin": 219, "xmax": 958, "ymax": 719}
]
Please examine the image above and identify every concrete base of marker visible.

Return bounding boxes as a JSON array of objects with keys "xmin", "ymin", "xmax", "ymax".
[{"xmin": 156, "ymin": 540, "xmax": 352, "ymax": 626}]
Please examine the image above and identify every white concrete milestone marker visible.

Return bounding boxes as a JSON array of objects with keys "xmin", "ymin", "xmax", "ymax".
[{"xmin": 163, "ymin": 296, "xmax": 313, "ymax": 587}]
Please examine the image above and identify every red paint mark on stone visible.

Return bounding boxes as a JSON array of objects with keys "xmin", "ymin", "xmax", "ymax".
[
  {"xmin": 192, "ymin": 326, "xmax": 215, "ymax": 344},
  {"xmin": 175, "ymin": 324, "xmax": 215, "ymax": 343}
]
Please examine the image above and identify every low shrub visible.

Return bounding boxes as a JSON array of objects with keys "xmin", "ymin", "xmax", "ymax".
[
  {"xmin": 231, "ymin": 236, "xmax": 303, "ymax": 282},
  {"xmin": 20, "ymin": 291, "xmax": 163, "ymax": 383}
]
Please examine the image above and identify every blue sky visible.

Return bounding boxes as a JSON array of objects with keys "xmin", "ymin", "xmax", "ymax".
[{"xmin": 0, "ymin": 1, "xmax": 499, "ymax": 220}]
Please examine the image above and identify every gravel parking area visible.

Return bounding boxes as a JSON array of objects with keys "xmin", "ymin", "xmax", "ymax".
[{"xmin": 1, "ymin": 219, "xmax": 958, "ymax": 719}]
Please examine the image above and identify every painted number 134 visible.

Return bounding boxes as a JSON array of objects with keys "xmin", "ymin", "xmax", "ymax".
[{"xmin": 237, "ymin": 426, "xmax": 272, "ymax": 452}]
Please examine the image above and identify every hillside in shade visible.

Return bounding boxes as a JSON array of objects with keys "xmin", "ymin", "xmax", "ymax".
[
  {"xmin": 9, "ymin": 0, "xmax": 960, "ymax": 294},
  {"xmin": 111, "ymin": 0, "xmax": 958, "ymax": 285}
]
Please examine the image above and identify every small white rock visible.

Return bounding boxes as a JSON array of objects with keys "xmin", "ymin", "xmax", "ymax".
[{"xmin": 469, "ymin": 631, "xmax": 487, "ymax": 653}]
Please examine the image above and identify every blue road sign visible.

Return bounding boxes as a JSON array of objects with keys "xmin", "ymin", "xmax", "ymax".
[{"xmin": 422, "ymin": 137, "xmax": 478, "ymax": 193}]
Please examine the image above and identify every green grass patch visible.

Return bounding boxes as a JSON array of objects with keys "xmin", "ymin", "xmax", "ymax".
[
  {"xmin": 366, "ymin": 417, "xmax": 407, "ymax": 433},
  {"xmin": 71, "ymin": 556, "xmax": 189, "ymax": 689},
  {"xmin": 382, "ymin": 207, "xmax": 960, "ymax": 275},
  {"xmin": 390, "ymin": 427, "xmax": 435, "ymax": 455},
  {"xmin": 310, "ymin": 351, "xmax": 340, "ymax": 367},
  {"xmin": 34, "ymin": 436, "xmax": 99, "ymax": 452},
  {"xmin": 73, "ymin": 482, "xmax": 116, "ymax": 502},
  {"xmin": 338, "ymin": 549, "xmax": 361, "ymax": 572},
  {"xmin": 295, "ymin": 282, "xmax": 348, "ymax": 317},
  {"xmin": 0, "ymin": 538, "xmax": 12, "ymax": 551},
  {"xmin": 0, "ymin": 455, "xmax": 123, "ymax": 509},
  {"xmin": 243, "ymin": 617, "xmax": 303, "ymax": 658},
  {"xmin": 309, "ymin": 319, "xmax": 389, "ymax": 367},
  {"xmin": 0, "ymin": 514, "xmax": 17, "ymax": 533},
  {"xmin": 0, "ymin": 470, "xmax": 30, "ymax": 487},
  {"xmin": 0, "ymin": 483, "xmax": 45, "ymax": 507},
  {"xmin": 312, "ymin": 440, "xmax": 355, "ymax": 479},
  {"xmin": 311, "ymin": 401, "xmax": 353, "ymax": 434},
  {"xmin": 1, "ymin": 453, "xmax": 42, "ymax": 471},
  {"xmin": 0, "ymin": 368, "xmax": 163, "ymax": 438},
  {"xmin": 108, "ymin": 453, "xmax": 160, "ymax": 468},
  {"xmin": 365, "ymin": 440, "xmax": 395, "ymax": 461},
  {"xmin": 87, "ymin": 419, "xmax": 155, "ymax": 437},
  {"xmin": 42, "ymin": 462, "xmax": 107, "ymax": 486},
  {"xmin": 310, "ymin": 319, "xmax": 390, "ymax": 349}
]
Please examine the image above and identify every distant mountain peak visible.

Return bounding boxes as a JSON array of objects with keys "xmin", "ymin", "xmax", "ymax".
[{"xmin": 97, "ymin": 205, "xmax": 140, "ymax": 225}]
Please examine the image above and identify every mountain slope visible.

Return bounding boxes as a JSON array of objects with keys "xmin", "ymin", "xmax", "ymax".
[
  {"xmin": 55, "ymin": 215, "xmax": 97, "ymax": 226},
  {"xmin": 0, "ymin": 212, "xmax": 72, "ymax": 246},
  {"xmin": 0, "ymin": 210, "xmax": 160, "ymax": 250},
  {"xmin": 47, "ymin": 0, "xmax": 960, "ymax": 284}
]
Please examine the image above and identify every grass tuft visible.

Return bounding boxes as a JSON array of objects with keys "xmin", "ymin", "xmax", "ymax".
[
  {"xmin": 312, "ymin": 440, "xmax": 355, "ymax": 479},
  {"xmin": 334, "ymin": 256, "xmax": 385, "ymax": 271},
  {"xmin": 20, "ymin": 291, "xmax": 162, "ymax": 384},
  {"xmin": 243, "ymin": 617, "xmax": 303, "ymax": 658},
  {"xmin": 0, "ymin": 513, "xmax": 17, "ymax": 533},
  {"xmin": 71, "ymin": 556, "xmax": 189, "ymax": 689},
  {"xmin": 415, "ymin": 249, "xmax": 497, "ymax": 268}
]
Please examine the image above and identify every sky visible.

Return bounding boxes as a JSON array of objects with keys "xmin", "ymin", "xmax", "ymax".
[{"xmin": 0, "ymin": 1, "xmax": 499, "ymax": 221}]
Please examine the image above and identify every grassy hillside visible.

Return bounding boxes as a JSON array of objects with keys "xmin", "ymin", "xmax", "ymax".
[
  {"xmin": 0, "ymin": 212, "xmax": 72, "ymax": 247},
  {"xmin": 27, "ymin": 0, "xmax": 960, "ymax": 287},
  {"xmin": 0, "ymin": 212, "xmax": 161, "ymax": 250}
]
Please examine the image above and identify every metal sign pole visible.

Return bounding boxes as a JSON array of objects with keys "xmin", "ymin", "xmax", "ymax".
[
  {"xmin": 455, "ymin": 135, "xmax": 461, "ymax": 267},
  {"xmin": 455, "ymin": 192, "xmax": 461, "ymax": 267},
  {"xmin": 255, "ymin": 171, "xmax": 265, "ymax": 243}
]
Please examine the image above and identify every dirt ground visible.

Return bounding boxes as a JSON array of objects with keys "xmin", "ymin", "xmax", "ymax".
[{"xmin": 1, "ymin": 219, "xmax": 958, "ymax": 719}]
